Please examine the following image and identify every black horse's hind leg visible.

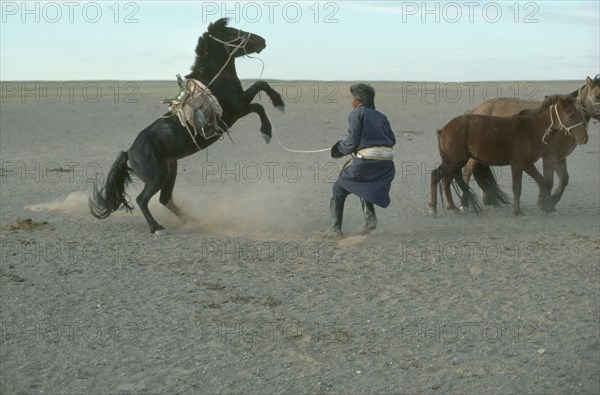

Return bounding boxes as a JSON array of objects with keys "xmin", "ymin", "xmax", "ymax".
[
  {"xmin": 130, "ymin": 151, "xmax": 168, "ymax": 233},
  {"xmin": 159, "ymin": 161, "xmax": 189, "ymax": 222},
  {"xmin": 136, "ymin": 180, "xmax": 166, "ymax": 233}
]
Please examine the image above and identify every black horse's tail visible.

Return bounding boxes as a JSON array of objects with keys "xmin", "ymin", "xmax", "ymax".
[
  {"xmin": 89, "ymin": 151, "xmax": 134, "ymax": 219},
  {"xmin": 472, "ymin": 163, "xmax": 510, "ymax": 206}
]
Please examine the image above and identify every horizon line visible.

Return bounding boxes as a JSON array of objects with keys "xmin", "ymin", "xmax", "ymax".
[{"xmin": 0, "ymin": 78, "xmax": 585, "ymax": 83}]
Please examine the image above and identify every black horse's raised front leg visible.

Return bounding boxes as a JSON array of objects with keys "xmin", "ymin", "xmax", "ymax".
[
  {"xmin": 222, "ymin": 102, "xmax": 274, "ymax": 143},
  {"xmin": 241, "ymin": 81, "xmax": 285, "ymax": 142},
  {"xmin": 243, "ymin": 80, "xmax": 285, "ymax": 111},
  {"xmin": 246, "ymin": 103, "xmax": 275, "ymax": 143}
]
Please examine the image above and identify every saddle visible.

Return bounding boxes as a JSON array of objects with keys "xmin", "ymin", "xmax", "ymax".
[{"xmin": 162, "ymin": 74, "xmax": 226, "ymax": 141}]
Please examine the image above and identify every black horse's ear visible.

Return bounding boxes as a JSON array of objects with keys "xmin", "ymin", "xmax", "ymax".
[{"xmin": 208, "ymin": 18, "xmax": 229, "ymax": 34}]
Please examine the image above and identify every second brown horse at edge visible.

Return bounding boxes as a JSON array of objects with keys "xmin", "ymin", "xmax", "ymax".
[
  {"xmin": 429, "ymin": 94, "xmax": 589, "ymax": 217},
  {"xmin": 464, "ymin": 75, "xmax": 600, "ymax": 210}
]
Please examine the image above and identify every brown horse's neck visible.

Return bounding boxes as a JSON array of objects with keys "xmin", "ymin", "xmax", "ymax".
[{"xmin": 524, "ymin": 105, "xmax": 558, "ymax": 145}]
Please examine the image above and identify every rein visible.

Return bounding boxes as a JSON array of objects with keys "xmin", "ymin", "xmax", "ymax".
[{"xmin": 542, "ymin": 103, "xmax": 586, "ymax": 144}]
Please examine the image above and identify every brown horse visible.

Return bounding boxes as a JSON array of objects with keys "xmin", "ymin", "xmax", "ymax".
[
  {"xmin": 429, "ymin": 95, "xmax": 589, "ymax": 217},
  {"xmin": 464, "ymin": 76, "xmax": 600, "ymax": 209}
]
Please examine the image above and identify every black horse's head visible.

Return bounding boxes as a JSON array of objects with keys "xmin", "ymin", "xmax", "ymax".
[
  {"xmin": 186, "ymin": 18, "xmax": 266, "ymax": 81},
  {"xmin": 207, "ymin": 18, "xmax": 266, "ymax": 56}
]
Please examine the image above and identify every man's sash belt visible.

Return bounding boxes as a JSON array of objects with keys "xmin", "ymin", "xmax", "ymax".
[{"xmin": 356, "ymin": 146, "xmax": 394, "ymax": 160}]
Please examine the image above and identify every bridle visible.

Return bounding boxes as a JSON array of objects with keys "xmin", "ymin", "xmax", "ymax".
[
  {"xmin": 209, "ymin": 30, "xmax": 252, "ymax": 55},
  {"xmin": 206, "ymin": 31, "xmax": 253, "ymax": 87},
  {"xmin": 542, "ymin": 103, "xmax": 587, "ymax": 144}
]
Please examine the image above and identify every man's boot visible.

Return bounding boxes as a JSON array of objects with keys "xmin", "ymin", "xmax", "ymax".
[
  {"xmin": 325, "ymin": 198, "xmax": 344, "ymax": 238},
  {"xmin": 359, "ymin": 199, "xmax": 377, "ymax": 234}
]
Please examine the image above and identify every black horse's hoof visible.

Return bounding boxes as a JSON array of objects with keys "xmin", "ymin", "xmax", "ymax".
[
  {"xmin": 272, "ymin": 94, "xmax": 285, "ymax": 111},
  {"xmin": 151, "ymin": 226, "xmax": 167, "ymax": 235},
  {"xmin": 262, "ymin": 133, "xmax": 271, "ymax": 144},
  {"xmin": 323, "ymin": 227, "xmax": 343, "ymax": 239}
]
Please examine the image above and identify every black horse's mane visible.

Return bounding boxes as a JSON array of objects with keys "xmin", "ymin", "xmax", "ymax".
[{"xmin": 186, "ymin": 18, "xmax": 230, "ymax": 80}]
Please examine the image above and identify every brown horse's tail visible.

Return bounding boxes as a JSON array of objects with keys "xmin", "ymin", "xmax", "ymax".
[
  {"xmin": 89, "ymin": 151, "xmax": 134, "ymax": 219},
  {"xmin": 433, "ymin": 162, "xmax": 482, "ymax": 215},
  {"xmin": 472, "ymin": 163, "xmax": 511, "ymax": 206}
]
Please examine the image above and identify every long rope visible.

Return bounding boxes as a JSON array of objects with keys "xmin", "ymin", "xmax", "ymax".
[
  {"xmin": 243, "ymin": 49, "xmax": 331, "ymax": 153},
  {"xmin": 210, "ymin": 33, "xmax": 331, "ymax": 154},
  {"xmin": 271, "ymin": 127, "xmax": 331, "ymax": 153}
]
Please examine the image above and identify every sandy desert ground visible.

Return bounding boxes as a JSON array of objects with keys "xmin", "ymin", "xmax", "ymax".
[{"xmin": 1, "ymin": 80, "xmax": 599, "ymax": 393}]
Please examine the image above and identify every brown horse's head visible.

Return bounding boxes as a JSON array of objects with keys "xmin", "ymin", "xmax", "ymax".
[
  {"xmin": 583, "ymin": 75, "xmax": 600, "ymax": 120},
  {"xmin": 554, "ymin": 96, "xmax": 589, "ymax": 145}
]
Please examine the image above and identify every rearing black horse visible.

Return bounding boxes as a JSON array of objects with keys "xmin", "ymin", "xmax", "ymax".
[{"xmin": 89, "ymin": 18, "xmax": 284, "ymax": 233}]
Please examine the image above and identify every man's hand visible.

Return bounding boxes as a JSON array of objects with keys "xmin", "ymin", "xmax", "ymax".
[{"xmin": 331, "ymin": 140, "xmax": 344, "ymax": 158}]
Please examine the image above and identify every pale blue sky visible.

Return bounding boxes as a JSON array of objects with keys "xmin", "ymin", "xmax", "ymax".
[{"xmin": 1, "ymin": 1, "xmax": 598, "ymax": 81}]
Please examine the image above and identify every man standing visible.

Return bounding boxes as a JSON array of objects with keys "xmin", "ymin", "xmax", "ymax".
[{"xmin": 326, "ymin": 83, "xmax": 396, "ymax": 238}]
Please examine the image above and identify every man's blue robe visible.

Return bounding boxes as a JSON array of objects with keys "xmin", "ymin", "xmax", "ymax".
[{"xmin": 333, "ymin": 106, "xmax": 396, "ymax": 208}]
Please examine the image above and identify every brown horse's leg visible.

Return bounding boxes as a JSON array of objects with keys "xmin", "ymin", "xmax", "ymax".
[
  {"xmin": 460, "ymin": 158, "xmax": 477, "ymax": 208},
  {"xmin": 511, "ymin": 165, "xmax": 525, "ymax": 216},
  {"xmin": 429, "ymin": 167, "xmax": 441, "ymax": 215},
  {"xmin": 443, "ymin": 177, "xmax": 460, "ymax": 212},
  {"xmin": 462, "ymin": 158, "xmax": 477, "ymax": 184},
  {"xmin": 541, "ymin": 157, "xmax": 558, "ymax": 211},
  {"xmin": 524, "ymin": 164, "xmax": 553, "ymax": 213},
  {"xmin": 550, "ymin": 158, "xmax": 569, "ymax": 207},
  {"xmin": 542, "ymin": 157, "xmax": 556, "ymax": 194}
]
